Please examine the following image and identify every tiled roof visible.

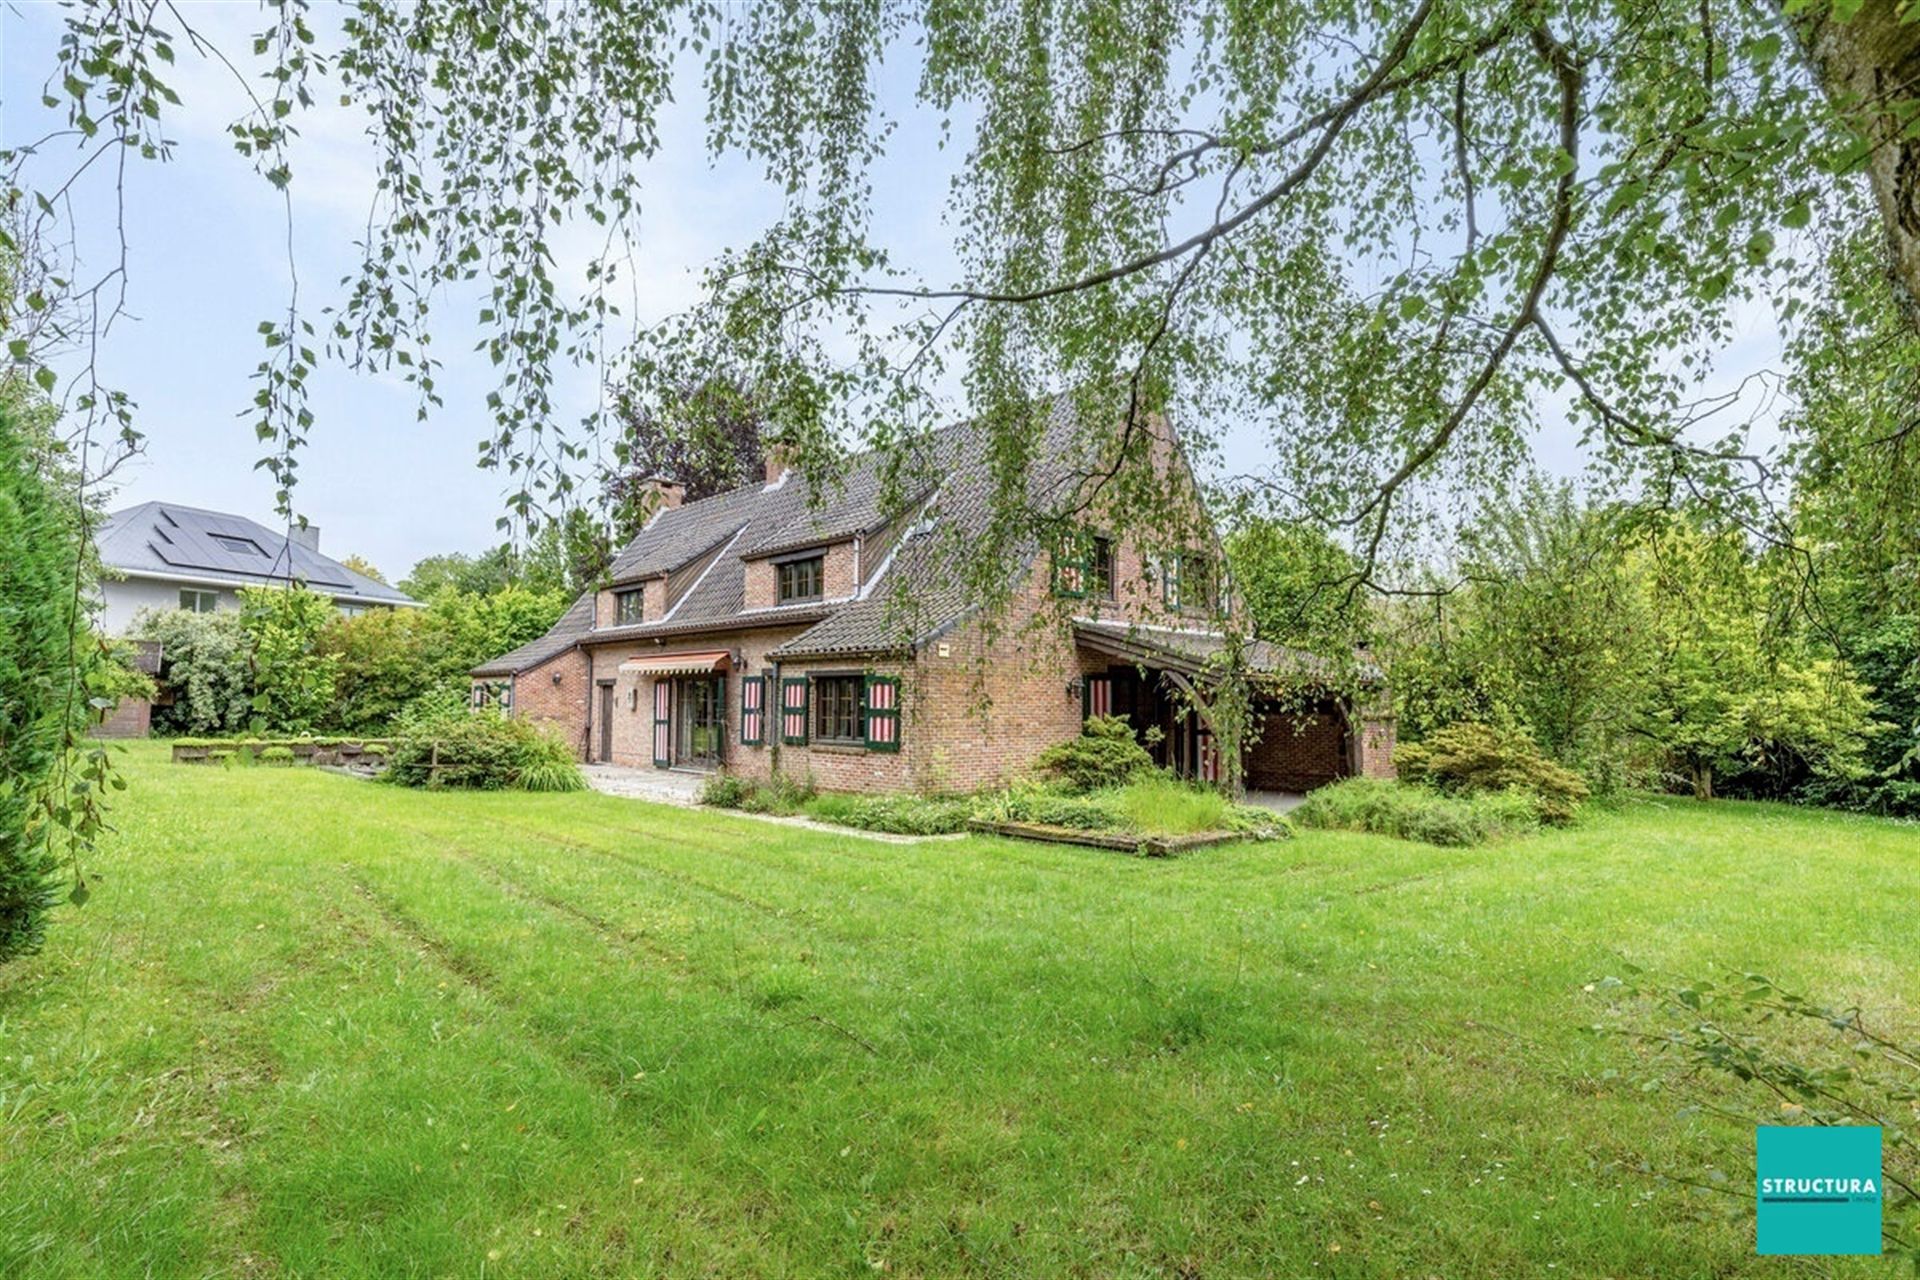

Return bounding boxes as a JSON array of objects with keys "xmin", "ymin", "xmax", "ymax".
[
  {"xmin": 474, "ymin": 393, "xmax": 1104, "ymax": 673},
  {"xmin": 98, "ymin": 501, "xmax": 418, "ymax": 605}
]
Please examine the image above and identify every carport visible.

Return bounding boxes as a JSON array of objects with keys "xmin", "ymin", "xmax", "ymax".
[{"xmin": 1071, "ymin": 619, "xmax": 1394, "ymax": 791}]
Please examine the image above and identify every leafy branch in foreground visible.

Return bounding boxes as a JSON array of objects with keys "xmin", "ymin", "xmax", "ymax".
[
  {"xmin": 11, "ymin": 1, "xmax": 1918, "ymax": 572},
  {"xmin": 1589, "ymin": 963, "xmax": 1919, "ymax": 1259}
]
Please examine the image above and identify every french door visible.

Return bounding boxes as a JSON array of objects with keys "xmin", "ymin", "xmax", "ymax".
[{"xmin": 674, "ymin": 676, "xmax": 723, "ymax": 769}]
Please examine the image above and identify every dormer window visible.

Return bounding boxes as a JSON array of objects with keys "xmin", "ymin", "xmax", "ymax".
[
  {"xmin": 614, "ymin": 588, "xmax": 644, "ymax": 624},
  {"xmin": 777, "ymin": 555, "xmax": 824, "ymax": 604}
]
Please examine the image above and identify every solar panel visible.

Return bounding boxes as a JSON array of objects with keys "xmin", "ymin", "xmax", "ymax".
[{"xmin": 144, "ymin": 506, "xmax": 355, "ymax": 589}]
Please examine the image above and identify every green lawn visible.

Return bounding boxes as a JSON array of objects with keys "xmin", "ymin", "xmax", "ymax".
[{"xmin": 3, "ymin": 743, "xmax": 1915, "ymax": 1277}]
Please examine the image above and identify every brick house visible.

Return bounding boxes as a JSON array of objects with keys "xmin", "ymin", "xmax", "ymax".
[{"xmin": 472, "ymin": 400, "xmax": 1393, "ymax": 795}]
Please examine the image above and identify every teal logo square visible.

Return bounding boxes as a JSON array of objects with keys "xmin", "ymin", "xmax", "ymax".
[{"xmin": 1756, "ymin": 1126, "xmax": 1882, "ymax": 1255}]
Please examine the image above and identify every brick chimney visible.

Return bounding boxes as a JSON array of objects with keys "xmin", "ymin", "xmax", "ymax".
[
  {"xmin": 764, "ymin": 443, "xmax": 796, "ymax": 485},
  {"xmin": 643, "ymin": 476, "xmax": 685, "ymax": 510}
]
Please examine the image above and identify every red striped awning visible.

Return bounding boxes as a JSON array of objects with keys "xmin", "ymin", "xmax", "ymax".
[{"xmin": 617, "ymin": 650, "xmax": 732, "ymax": 676}]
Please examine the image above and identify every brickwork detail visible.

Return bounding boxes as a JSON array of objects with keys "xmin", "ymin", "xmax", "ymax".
[
  {"xmin": 1356, "ymin": 714, "xmax": 1398, "ymax": 780},
  {"xmin": 92, "ymin": 697, "xmax": 152, "ymax": 739},
  {"xmin": 1244, "ymin": 700, "xmax": 1349, "ymax": 792},
  {"xmin": 508, "ymin": 650, "xmax": 592, "ymax": 758}
]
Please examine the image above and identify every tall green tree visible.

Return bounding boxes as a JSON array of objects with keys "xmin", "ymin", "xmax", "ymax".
[
  {"xmin": 13, "ymin": 0, "xmax": 1920, "ymax": 603},
  {"xmin": 520, "ymin": 507, "xmax": 614, "ymax": 598},
  {"xmin": 1223, "ymin": 519, "xmax": 1365, "ymax": 655},
  {"xmin": 239, "ymin": 587, "xmax": 339, "ymax": 734},
  {"xmin": 1450, "ymin": 481, "xmax": 1657, "ymax": 771},
  {"xmin": 1631, "ymin": 526, "xmax": 1877, "ymax": 799},
  {"xmin": 398, "ymin": 547, "xmax": 520, "ymax": 601},
  {"xmin": 0, "ymin": 406, "xmax": 107, "ymax": 962}
]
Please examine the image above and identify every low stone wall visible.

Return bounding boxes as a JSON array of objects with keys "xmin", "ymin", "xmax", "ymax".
[{"xmin": 171, "ymin": 739, "xmax": 392, "ymax": 770}]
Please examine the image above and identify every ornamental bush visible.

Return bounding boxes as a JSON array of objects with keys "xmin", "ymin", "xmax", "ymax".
[
  {"xmin": 1033, "ymin": 715, "xmax": 1155, "ymax": 792},
  {"xmin": 141, "ymin": 609, "xmax": 254, "ymax": 735},
  {"xmin": 1394, "ymin": 721, "xmax": 1590, "ymax": 824},
  {"xmin": 385, "ymin": 708, "xmax": 584, "ymax": 791},
  {"xmin": 697, "ymin": 772, "xmax": 814, "ymax": 815}
]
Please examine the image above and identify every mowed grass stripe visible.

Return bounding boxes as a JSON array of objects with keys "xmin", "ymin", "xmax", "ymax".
[{"xmin": 6, "ymin": 745, "xmax": 1913, "ymax": 1278}]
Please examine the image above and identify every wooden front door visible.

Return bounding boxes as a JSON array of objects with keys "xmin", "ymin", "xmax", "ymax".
[{"xmin": 597, "ymin": 683, "xmax": 614, "ymax": 762}]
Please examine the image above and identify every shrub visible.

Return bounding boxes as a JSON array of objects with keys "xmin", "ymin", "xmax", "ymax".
[
  {"xmin": 746, "ymin": 774, "xmax": 814, "ymax": 814},
  {"xmin": 977, "ymin": 782, "xmax": 1126, "ymax": 830},
  {"xmin": 1034, "ymin": 715, "xmax": 1154, "ymax": 792},
  {"xmin": 386, "ymin": 710, "xmax": 585, "ymax": 791},
  {"xmin": 806, "ymin": 793, "xmax": 972, "ymax": 835},
  {"xmin": 260, "ymin": 746, "xmax": 295, "ymax": 767},
  {"xmin": 1394, "ymin": 721, "xmax": 1589, "ymax": 823},
  {"xmin": 697, "ymin": 772, "xmax": 814, "ymax": 815},
  {"xmin": 140, "ymin": 609, "xmax": 255, "ymax": 735},
  {"xmin": 698, "ymin": 774, "xmax": 756, "ymax": 809},
  {"xmin": 1293, "ymin": 777, "xmax": 1539, "ymax": 846}
]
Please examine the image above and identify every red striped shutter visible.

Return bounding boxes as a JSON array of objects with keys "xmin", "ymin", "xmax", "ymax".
[
  {"xmin": 863, "ymin": 676, "xmax": 900, "ymax": 752},
  {"xmin": 1084, "ymin": 676, "xmax": 1113, "ymax": 720},
  {"xmin": 651, "ymin": 680, "xmax": 672, "ymax": 767},
  {"xmin": 781, "ymin": 677, "xmax": 809, "ymax": 745},
  {"xmin": 740, "ymin": 676, "xmax": 765, "ymax": 746}
]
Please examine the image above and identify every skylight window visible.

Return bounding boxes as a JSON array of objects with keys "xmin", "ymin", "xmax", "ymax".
[{"xmin": 210, "ymin": 533, "xmax": 267, "ymax": 557}]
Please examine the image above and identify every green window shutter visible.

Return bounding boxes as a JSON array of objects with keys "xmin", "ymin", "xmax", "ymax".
[
  {"xmin": 781, "ymin": 677, "xmax": 809, "ymax": 745},
  {"xmin": 863, "ymin": 675, "xmax": 901, "ymax": 752},
  {"xmin": 740, "ymin": 676, "xmax": 765, "ymax": 746}
]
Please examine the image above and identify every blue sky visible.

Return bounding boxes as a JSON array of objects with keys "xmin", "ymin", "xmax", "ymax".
[{"xmin": 4, "ymin": 5, "xmax": 1792, "ymax": 581}]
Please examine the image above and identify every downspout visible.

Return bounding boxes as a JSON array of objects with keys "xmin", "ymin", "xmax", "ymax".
[
  {"xmin": 768, "ymin": 658, "xmax": 781, "ymax": 778},
  {"xmin": 579, "ymin": 648, "xmax": 592, "ymax": 761}
]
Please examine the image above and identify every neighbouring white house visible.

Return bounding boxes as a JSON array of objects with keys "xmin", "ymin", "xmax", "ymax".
[{"xmin": 95, "ymin": 501, "xmax": 420, "ymax": 636}]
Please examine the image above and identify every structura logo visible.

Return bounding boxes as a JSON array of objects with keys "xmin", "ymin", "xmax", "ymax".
[{"xmin": 1755, "ymin": 1126, "xmax": 1882, "ymax": 1255}]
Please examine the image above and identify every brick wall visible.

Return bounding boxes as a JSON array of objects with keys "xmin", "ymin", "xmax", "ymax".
[
  {"xmin": 766, "ymin": 656, "xmax": 916, "ymax": 792},
  {"xmin": 510, "ymin": 649, "xmax": 592, "ymax": 758},
  {"xmin": 92, "ymin": 696, "xmax": 151, "ymax": 739},
  {"xmin": 887, "ymin": 557, "xmax": 1107, "ymax": 794},
  {"xmin": 1244, "ymin": 699, "xmax": 1348, "ymax": 792},
  {"xmin": 595, "ymin": 581, "xmax": 662, "ymax": 628},
  {"xmin": 1355, "ymin": 713, "xmax": 1397, "ymax": 779},
  {"xmin": 585, "ymin": 627, "xmax": 812, "ymax": 769}
]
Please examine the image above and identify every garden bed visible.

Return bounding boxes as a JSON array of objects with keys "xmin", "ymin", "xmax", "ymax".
[{"xmin": 702, "ymin": 772, "xmax": 1290, "ymax": 849}]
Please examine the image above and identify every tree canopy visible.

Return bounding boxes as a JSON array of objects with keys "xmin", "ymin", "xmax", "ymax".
[{"xmin": 9, "ymin": 0, "xmax": 1917, "ymax": 586}]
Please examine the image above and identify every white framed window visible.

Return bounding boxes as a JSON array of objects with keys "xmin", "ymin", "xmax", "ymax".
[{"xmin": 180, "ymin": 589, "xmax": 219, "ymax": 613}]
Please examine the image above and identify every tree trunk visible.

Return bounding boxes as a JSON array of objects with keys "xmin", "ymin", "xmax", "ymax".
[
  {"xmin": 1783, "ymin": 0, "xmax": 1920, "ymax": 321},
  {"xmin": 1692, "ymin": 761, "xmax": 1714, "ymax": 801}
]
